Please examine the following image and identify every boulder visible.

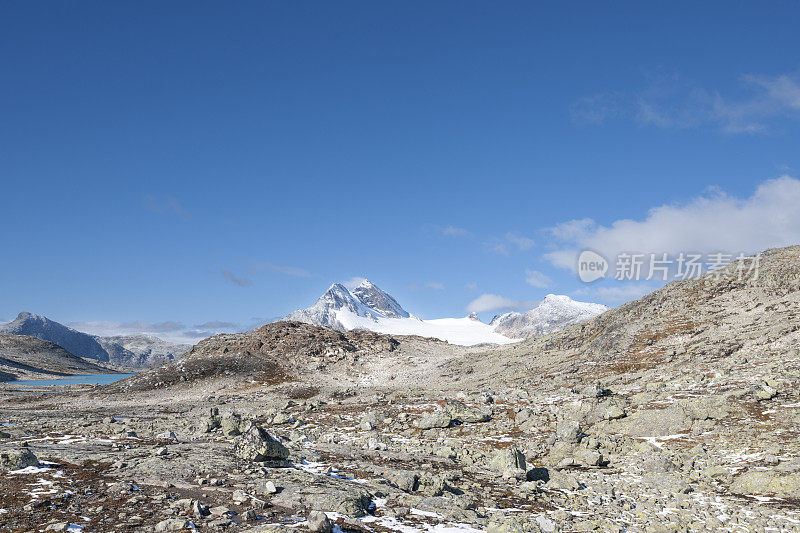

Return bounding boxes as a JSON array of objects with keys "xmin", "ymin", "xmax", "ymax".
[
  {"xmin": 555, "ymin": 420, "xmax": 582, "ymax": 444},
  {"xmin": 307, "ymin": 511, "xmax": 332, "ymax": 533},
  {"xmin": 155, "ymin": 518, "xmax": 191, "ymax": 531},
  {"xmin": 487, "ymin": 516, "xmax": 544, "ymax": 533},
  {"xmin": 416, "ymin": 411, "xmax": 452, "ymax": 430},
  {"xmin": 0, "ymin": 448, "xmax": 39, "ymax": 472},
  {"xmin": 443, "ymin": 400, "xmax": 491, "ymax": 424},
  {"xmin": 730, "ymin": 470, "xmax": 800, "ymax": 497},
  {"xmin": 234, "ymin": 425, "xmax": 289, "ymax": 462},
  {"xmin": 384, "ymin": 469, "xmax": 419, "ymax": 492},
  {"xmin": 490, "ymin": 446, "xmax": 527, "ymax": 474}
]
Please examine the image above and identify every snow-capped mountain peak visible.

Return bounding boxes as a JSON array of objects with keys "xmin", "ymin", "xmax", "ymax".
[
  {"xmin": 351, "ymin": 279, "xmax": 410, "ymax": 318},
  {"xmin": 490, "ymin": 294, "xmax": 609, "ymax": 339},
  {"xmin": 285, "ymin": 279, "xmax": 412, "ymax": 330}
]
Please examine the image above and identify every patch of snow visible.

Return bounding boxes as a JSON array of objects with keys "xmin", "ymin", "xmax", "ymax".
[{"xmin": 9, "ymin": 465, "xmax": 52, "ymax": 474}]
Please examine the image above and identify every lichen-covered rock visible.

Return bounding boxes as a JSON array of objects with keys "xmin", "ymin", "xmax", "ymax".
[
  {"xmin": 307, "ymin": 511, "xmax": 332, "ymax": 533},
  {"xmin": 416, "ymin": 411, "xmax": 452, "ymax": 429},
  {"xmin": 222, "ymin": 413, "xmax": 253, "ymax": 436},
  {"xmin": 234, "ymin": 425, "xmax": 289, "ymax": 462},
  {"xmin": 555, "ymin": 420, "xmax": 582, "ymax": 444},
  {"xmin": 443, "ymin": 400, "xmax": 491, "ymax": 424},
  {"xmin": 730, "ymin": 470, "xmax": 800, "ymax": 497},
  {"xmin": 154, "ymin": 518, "xmax": 190, "ymax": 532},
  {"xmin": 487, "ymin": 515, "xmax": 543, "ymax": 533},
  {"xmin": 0, "ymin": 447, "xmax": 39, "ymax": 472},
  {"xmin": 490, "ymin": 446, "xmax": 527, "ymax": 473}
]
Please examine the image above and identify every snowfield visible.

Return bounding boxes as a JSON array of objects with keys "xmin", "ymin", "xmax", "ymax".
[
  {"xmin": 283, "ymin": 279, "xmax": 607, "ymax": 346},
  {"xmin": 335, "ymin": 309, "xmax": 518, "ymax": 346}
]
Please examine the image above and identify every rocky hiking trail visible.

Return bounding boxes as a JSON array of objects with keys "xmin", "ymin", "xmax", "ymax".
[{"xmin": 2, "ymin": 246, "xmax": 800, "ymax": 532}]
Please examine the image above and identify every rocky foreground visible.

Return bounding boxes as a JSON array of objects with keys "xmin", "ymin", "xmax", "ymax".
[{"xmin": 2, "ymin": 247, "xmax": 800, "ymax": 532}]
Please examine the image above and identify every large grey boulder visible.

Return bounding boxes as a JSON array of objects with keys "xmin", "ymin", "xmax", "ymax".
[
  {"xmin": 154, "ymin": 518, "xmax": 191, "ymax": 531},
  {"xmin": 234, "ymin": 425, "xmax": 289, "ymax": 462},
  {"xmin": 0, "ymin": 448, "xmax": 39, "ymax": 472},
  {"xmin": 416, "ymin": 411, "xmax": 453, "ymax": 430},
  {"xmin": 443, "ymin": 400, "xmax": 491, "ymax": 424},
  {"xmin": 555, "ymin": 420, "xmax": 582, "ymax": 444},
  {"xmin": 307, "ymin": 511, "xmax": 332, "ymax": 533},
  {"xmin": 730, "ymin": 470, "xmax": 800, "ymax": 497},
  {"xmin": 490, "ymin": 446, "xmax": 527, "ymax": 474},
  {"xmin": 271, "ymin": 482, "xmax": 372, "ymax": 517}
]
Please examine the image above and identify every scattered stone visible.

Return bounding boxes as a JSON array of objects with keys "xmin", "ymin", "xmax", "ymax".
[{"xmin": 307, "ymin": 510, "xmax": 333, "ymax": 533}]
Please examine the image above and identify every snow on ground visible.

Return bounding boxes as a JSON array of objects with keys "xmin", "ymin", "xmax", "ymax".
[{"xmin": 335, "ymin": 309, "xmax": 518, "ymax": 346}]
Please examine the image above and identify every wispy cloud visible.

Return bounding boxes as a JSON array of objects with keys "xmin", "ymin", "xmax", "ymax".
[
  {"xmin": 69, "ymin": 320, "xmax": 185, "ymax": 334},
  {"xmin": 572, "ymin": 71, "xmax": 800, "ymax": 134},
  {"xmin": 221, "ymin": 269, "xmax": 253, "ymax": 287},
  {"xmin": 142, "ymin": 194, "xmax": 190, "ymax": 220},
  {"xmin": 573, "ymin": 283, "xmax": 658, "ymax": 306},
  {"xmin": 524, "ymin": 269, "xmax": 551, "ymax": 288},
  {"xmin": 465, "ymin": 293, "xmax": 537, "ymax": 314},
  {"xmin": 408, "ymin": 281, "xmax": 446, "ymax": 291},
  {"xmin": 69, "ymin": 318, "xmax": 241, "ymax": 344},
  {"xmin": 194, "ymin": 320, "xmax": 237, "ymax": 329},
  {"xmin": 485, "ymin": 232, "xmax": 536, "ymax": 256},
  {"xmin": 546, "ymin": 175, "xmax": 800, "ymax": 270},
  {"xmin": 437, "ymin": 225, "xmax": 472, "ymax": 237},
  {"xmin": 343, "ymin": 277, "xmax": 368, "ymax": 289},
  {"xmin": 181, "ymin": 329, "xmax": 218, "ymax": 339}
]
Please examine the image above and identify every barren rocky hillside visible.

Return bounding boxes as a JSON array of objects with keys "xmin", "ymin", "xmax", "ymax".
[
  {"xmin": 0, "ymin": 334, "xmax": 109, "ymax": 380},
  {"xmin": 1, "ymin": 246, "xmax": 799, "ymax": 532}
]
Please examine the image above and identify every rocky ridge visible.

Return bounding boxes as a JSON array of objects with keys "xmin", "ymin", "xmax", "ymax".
[{"xmin": 0, "ymin": 334, "xmax": 110, "ymax": 380}]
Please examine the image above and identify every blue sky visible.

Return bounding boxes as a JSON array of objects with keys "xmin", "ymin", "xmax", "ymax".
[{"xmin": 3, "ymin": 2, "xmax": 800, "ymax": 342}]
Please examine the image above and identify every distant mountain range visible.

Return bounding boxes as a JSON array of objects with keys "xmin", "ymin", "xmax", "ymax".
[
  {"xmin": 0, "ymin": 312, "xmax": 190, "ymax": 368},
  {"xmin": 283, "ymin": 279, "xmax": 607, "ymax": 345}
]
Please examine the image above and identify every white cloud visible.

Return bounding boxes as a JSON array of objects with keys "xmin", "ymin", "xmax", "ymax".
[
  {"xmin": 546, "ymin": 176, "xmax": 800, "ymax": 270},
  {"xmin": 525, "ymin": 269, "xmax": 551, "ymax": 288},
  {"xmin": 195, "ymin": 321, "xmax": 237, "ymax": 329},
  {"xmin": 343, "ymin": 276, "xmax": 368, "ymax": 289},
  {"xmin": 440, "ymin": 225, "xmax": 471, "ymax": 237},
  {"xmin": 573, "ymin": 283, "xmax": 659, "ymax": 306},
  {"xmin": 465, "ymin": 294, "xmax": 538, "ymax": 313},
  {"xmin": 69, "ymin": 320, "xmax": 185, "ymax": 334},
  {"xmin": 67, "ymin": 320, "xmax": 239, "ymax": 344},
  {"xmin": 573, "ymin": 71, "xmax": 800, "ymax": 134}
]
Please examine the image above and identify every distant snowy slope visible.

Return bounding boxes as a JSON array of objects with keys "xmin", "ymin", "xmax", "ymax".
[
  {"xmin": 490, "ymin": 294, "xmax": 609, "ymax": 339},
  {"xmin": 334, "ymin": 309, "xmax": 515, "ymax": 345},
  {"xmin": 283, "ymin": 279, "xmax": 604, "ymax": 346}
]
